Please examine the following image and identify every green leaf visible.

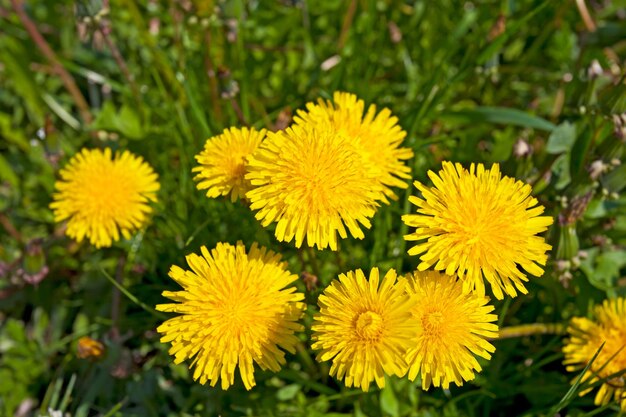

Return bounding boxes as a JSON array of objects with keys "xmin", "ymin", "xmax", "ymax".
[
  {"xmin": 380, "ymin": 384, "xmax": 399, "ymax": 417},
  {"xmin": 477, "ymin": 1, "xmax": 551, "ymax": 64},
  {"xmin": 92, "ymin": 102, "xmax": 145, "ymax": 140},
  {"xmin": 0, "ymin": 113, "xmax": 29, "ymax": 151},
  {"xmin": 490, "ymin": 128, "xmax": 516, "ymax": 161},
  {"xmin": 570, "ymin": 125, "xmax": 592, "ymax": 176},
  {"xmin": 276, "ymin": 384, "xmax": 300, "ymax": 401},
  {"xmin": 546, "ymin": 122, "xmax": 577, "ymax": 154},
  {"xmin": 182, "ymin": 75, "xmax": 212, "ymax": 138},
  {"xmin": 443, "ymin": 107, "xmax": 556, "ymax": 131},
  {"xmin": 0, "ymin": 154, "xmax": 19, "ymax": 188},
  {"xmin": 602, "ymin": 164, "xmax": 626, "ymax": 193},
  {"xmin": 579, "ymin": 249, "xmax": 626, "ymax": 291},
  {"xmin": 91, "ymin": 101, "xmax": 119, "ymax": 132},
  {"xmin": 593, "ymin": 250, "xmax": 626, "ymax": 289},
  {"xmin": 551, "ymin": 153, "xmax": 572, "ymax": 189},
  {"xmin": 0, "ymin": 38, "xmax": 45, "ymax": 125},
  {"xmin": 42, "ymin": 93, "xmax": 81, "ymax": 130},
  {"xmin": 546, "ymin": 342, "xmax": 605, "ymax": 415},
  {"xmin": 118, "ymin": 104, "xmax": 143, "ymax": 139}
]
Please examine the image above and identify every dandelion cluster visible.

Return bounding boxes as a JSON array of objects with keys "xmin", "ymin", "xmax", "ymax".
[
  {"xmin": 311, "ymin": 268, "xmax": 499, "ymax": 392},
  {"xmin": 190, "ymin": 91, "xmax": 411, "ymax": 250},
  {"xmin": 563, "ymin": 297, "xmax": 626, "ymax": 412},
  {"xmin": 49, "ymin": 91, "xmax": 566, "ymax": 401},
  {"xmin": 294, "ymin": 91, "xmax": 413, "ymax": 203},
  {"xmin": 50, "ymin": 148, "xmax": 159, "ymax": 248},
  {"xmin": 246, "ymin": 124, "xmax": 382, "ymax": 250}
]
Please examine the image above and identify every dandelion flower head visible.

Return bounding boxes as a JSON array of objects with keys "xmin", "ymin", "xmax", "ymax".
[
  {"xmin": 563, "ymin": 297, "xmax": 626, "ymax": 412},
  {"xmin": 402, "ymin": 161, "xmax": 553, "ymax": 299},
  {"xmin": 404, "ymin": 270, "xmax": 498, "ymax": 390},
  {"xmin": 193, "ymin": 127, "xmax": 266, "ymax": 202},
  {"xmin": 246, "ymin": 123, "xmax": 382, "ymax": 251},
  {"xmin": 311, "ymin": 268, "xmax": 417, "ymax": 391},
  {"xmin": 156, "ymin": 242, "xmax": 305, "ymax": 390},
  {"xmin": 50, "ymin": 148, "xmax": 159, "ymax": 248},
  {"xmin": 294, "ymin": 91, "xmax": 413, "ymax": 203}
]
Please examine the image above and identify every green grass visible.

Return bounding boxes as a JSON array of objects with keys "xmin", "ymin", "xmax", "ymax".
[{"xmin": 1, "ymin": 0, "xmax": 626, "ymax": 416}]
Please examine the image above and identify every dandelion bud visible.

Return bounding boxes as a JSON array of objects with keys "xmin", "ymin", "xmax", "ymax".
[
  {"xmin": 589, "ymin": 159, "xmax": 606, "ymax": 180},
  {"xmin": 77, "ymin": 336, "xmax": 105, "ymax": 360},
  {"xmin": 588, "ymin": 59, "xmax": 603, "ymax": 79},
  {"xmin": 613, "ymin": 113, "xmax": 626, "ymax": 142},
  {"xmin": 513, "ymin": 138, "xmax": 532, "ymax": 158},
  {"xmin": 555, "ymin": 259, "xmax": 571, "ymax": 271},
  {"xmin": 558, "ymin": 192, "xmax": 593, "ymax": 226},
  {"xmin": 556, "ymin": 224, "xmax": 579, "ymax": 260}
]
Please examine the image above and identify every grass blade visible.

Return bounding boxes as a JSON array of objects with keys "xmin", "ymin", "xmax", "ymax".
[
  {"xmin": 442, "ymin": 106, "xmax": 556, "ymax": 131},
  {"xmin": 546, "ymin": 342, "xmax": 605, "ymax": 416},
  {"xmin": 101, "ymin": 267, "xmax": 166, "ymax": 320}
]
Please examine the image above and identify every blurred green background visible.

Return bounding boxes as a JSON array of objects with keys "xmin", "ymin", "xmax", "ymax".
[{"xmin": 1, "ymin": 0, "xmax": 626, "ymax": 416}]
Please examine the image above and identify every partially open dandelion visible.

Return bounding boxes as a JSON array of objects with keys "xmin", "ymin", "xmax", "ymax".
[
  {"xmin": 50, "ymin": 148, "xmax": 159, "ymax": 248},
  {"xmin": 246, "ymin": 124, "xmax": 382, "ymax": 251},
  {"xmin": 311, "ymin": 268, "xmax": 417, "ymax": 391},
  {"xmin": 156, "ymin": 242, "xmax": 304, "ymax": 390},
  {"xmin": 402, "ymin": 161, "xmax": 553, "ymax": 299},
  {"xmin": 404, "ymin": 270, "xmax": 498, "ymax": 390},
  {"xmin": 563, "ymin": 297, "xmax": 626, "ymax": 412},
  {"xmin": 76, "ymin": 336, "xmax": 105, "ymax": 361},
  {"xmin": 294, "ymin": 91, "xmax": 413, "ymax": 203},
  {"xmin": 193, "ymin": 127, "xmax": 266, "ymax": 202}
]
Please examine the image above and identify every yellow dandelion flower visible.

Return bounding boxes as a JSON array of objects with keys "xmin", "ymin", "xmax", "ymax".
[
  {"xmin": 246, "ymin": 124, "xmax": 382, "ymax": 251},
  {"xmin": 402, "ymin": 161, "xmax": 553, "ymax": 299},
  {"xmin": 294, "ymin": 91, "xmax": 413, "ymax": 203},
  {"xmin": 76, "ymin": 336, "xmax": 105, "ymax": 360},
  {"xmin": 193, "ymin": 127, "xmax": 266, "ymax": 202},
  {"xmin": 563, "ymin": 297, "xmax": 626, "ymax": 412},
  {"xmin": 404, "ymin": 270, "xmax": 498, "ymax": 390},
  {"xmin": 311, "ymin": 268, "xmax": 417, "ymax": 391},
  {"xmin": 156, "ymin": 242, "xmax": 305, "ymax": 390},
  {"xmin": 50, "ymin": 148, "xmax": 159, "ymax": 248}
]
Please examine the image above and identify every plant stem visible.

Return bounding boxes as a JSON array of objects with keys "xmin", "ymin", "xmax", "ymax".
[
  {"xmin": 0, "ymin": 213, "xmax": 22, "ymax": 242},
  {"xmin": 494, "ymin": 323, "xmax": 566, "ymax": 340},
  {"xmin": 337, "ymin": 0, "xmax": 357, "ymax": 50},
  {"xmin": 295, "ymin": 341, "xmax": 317, "ymax": 375},
  {"xmin": 306, "ymin": 246, "xmax": 321, "ymax": 279},
  {"xmin": 110, "ymin": 254, "xmax": 126, "ymax": 341},
  {"xmin": 101, "ymin": 267, "xmax": 166, "ymax": 320}
]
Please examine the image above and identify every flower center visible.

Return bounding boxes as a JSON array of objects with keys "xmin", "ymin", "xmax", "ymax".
[
  {"xmin": 220, "ymin": 296, "xmax": 253, "ymax": 327},
  {"xmin": 464, "ymin": 213, "xmax": 499, "ymax": 246},
  {"xmin": 80, "ymin": 168, "xmax": 132, "ymax": 218},
  {"xmin": 421, "ymin": 311, "xmax": 444, "ymax": 336},
  {"xmin": 228, "ymin": 154, "xmax": 247, "ymax": 181},
  {"xmin": 466, "ymin": 226, "xmax": 484, "ymax": 245},
  {"xmin": 355, "ymin": 311, "xmax": 383, "ymax": 340}
]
